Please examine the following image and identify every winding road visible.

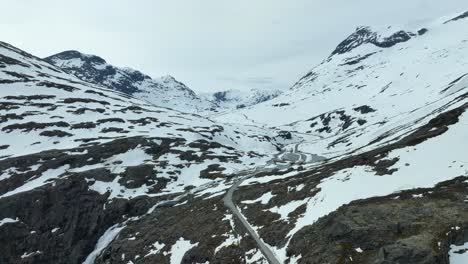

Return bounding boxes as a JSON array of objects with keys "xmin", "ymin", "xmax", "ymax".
[
  {"xmin": 223, "ymin": 141, "xmax": 325, "ymax": 264},
  {"xmin": 148, "ymin": 141, "xmax": 324, "ymax": 264},
  {"xmin": 223, "ymin": 176, "xmax": 281, "ymax": 264},
  {"xmin": 223, "ymin": 142, "xmax": 325, "ymax": 264}
]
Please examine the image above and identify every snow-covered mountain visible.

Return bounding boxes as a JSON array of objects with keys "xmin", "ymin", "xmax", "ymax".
[
  {"xmin": 0, "ymin": 40, "xmax": 298, "ymax": 263},
  {"xmin": 1, "ymin": 10, "xmax": 468, "ymax": 264},
  {"xmin": 208, "ymin": 11, "xmax": 468, "ymax": 262},
  {"xmin": 202, "ymin": 88, "xmax": 283, "ymax": 110},
  {"xmin": 215, "ymin": 13, "xmax": 468, "ymax": 157},
  {"xmin": 45, "ymin": 51, "xmax": 217, "ymax": 113}
]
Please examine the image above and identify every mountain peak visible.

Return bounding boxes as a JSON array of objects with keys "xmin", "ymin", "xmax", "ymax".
[
  {"xmin": 160, "ymin": 75, "xmax": 177, "ymax": 82},
  {"xmin": 44, "ymin": 51, "xmax": 215, "ymax": 112},
  {"xmin": 444, "ymin": 10, "xmax": 468, "ymax": 24},
  {"xmin": 330, "ymin": 26, "xmax": 416, "ymax": 56},
  {"xmin": 46, "ymin": 50, "xmax": 107, "ymax": 66}
]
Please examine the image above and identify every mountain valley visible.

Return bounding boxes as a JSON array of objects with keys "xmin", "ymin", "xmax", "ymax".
[{"xmin": 1, "ymin": 10, "xmax": 468, "ymax": 264}]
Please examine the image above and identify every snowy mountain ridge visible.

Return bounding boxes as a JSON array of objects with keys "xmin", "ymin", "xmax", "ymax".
[
  {"xmin": 329, "ymin": 25, "xmax": 426, "ymax": 56},
  {"xmin": 209, "ymin": 12, "xmax": 468, "ymax": 262},
  {"xmin": 46, "ymin": 51, "xmax": 284, "ymax": 113},
  {"xmin": 216, "ymin": 11, "xmax": 468, "ymax": 155},
  {"xmin": 45, "ymin": 51, "xmax": 217, "ymax": 113}
]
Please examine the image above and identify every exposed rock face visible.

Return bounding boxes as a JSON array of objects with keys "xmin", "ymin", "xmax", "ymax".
[
  {"xmin": 288, "ymin": 176, "xmax": 468, "ymax": 264},
  {"xmin": 331, "ymin": 27, "xmax": 415, "ymax": 56},
  {"xmin": 0, "ymin": 175, "xmax": 136, "ymax": 264},
  {"xmin": 95, "ymin": 195, "xmax": 262, "ymax": 264},
  {"xmin": 45, "ymin": 51, "xmax": 128, "ymax": 90}
]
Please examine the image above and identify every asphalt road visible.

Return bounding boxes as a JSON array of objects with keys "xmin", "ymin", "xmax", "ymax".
[
  {"xmin": 223, "ymin": 176, "xmax": 281, "ymax": 264},
  {"xmin": 149, "ymin": 141, "xmax": 325, "ymax": 264},
  {"xmin": 223, "ymin": 142, "xmax": 326, "ymax": 264}
]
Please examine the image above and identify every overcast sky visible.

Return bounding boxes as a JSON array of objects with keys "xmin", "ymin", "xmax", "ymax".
[{"xmin": 1, "ymin": 0, "xmax": 466, "ymax": 92}]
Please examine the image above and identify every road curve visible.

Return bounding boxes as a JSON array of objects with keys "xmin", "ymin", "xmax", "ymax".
[
  {"xmin": 223, "ymin": 177, "xmax": 281, "ymax": 264},
  {"xmin": 222, "ymin": 143, "xmax": 326, "ymax": 264}
]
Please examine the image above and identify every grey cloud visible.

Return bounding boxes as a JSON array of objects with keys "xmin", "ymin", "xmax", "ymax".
[{"xmin": 1, "ymin": 0, "xmax": 466, "ymax": 92}]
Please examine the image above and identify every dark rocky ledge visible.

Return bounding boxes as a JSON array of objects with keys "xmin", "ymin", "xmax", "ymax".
[{"xmin": 331, "ymin": 27, "xmax": 415, "ymax": 56}]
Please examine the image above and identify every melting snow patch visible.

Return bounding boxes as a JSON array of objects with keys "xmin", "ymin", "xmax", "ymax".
[
  {"xmin": 169, "ymin": 237, "xmax": 198, "ymax": 264},
  {"xmin": 0, "ymin": 217, "xmax": 19, "ymax": 226},
  {"xmin": 107, "ymin": 147, "xmax": 152, "ymax": 174},
  {"xmin": 195, "ymin": 180, "xmax": 230, "ymax": 199},
  {"xmin": 83, "ymin": 223, "xmax": 126, "ymax": 264},
  {"xmin": 245, "ymin": 248, "xmax": 267, "ymax": 264},
  {"xmin": 21, "ymin": 251, "xmax": 42, "ymax": 259},
  {"xmin": 0, "ymin": 167, "xmax": 20, "ymax": 181},
  {"xmin": 223, "ymin": 214, "xmax": 236, "ymax": 229},
  {"xmin": 88, "ymin": 176, "xmax": 153, "ymax": 200},
  {"xmin": 144, "ymin": 241, "xmax": 165, "ymax": 257},
  {"xmin": 242, "ymin": 192, "xmax": 274, "ymax": 205},
  {"xmin": 215, "ymin": 234, "xmax": 240, "ymax": 253},
  {"xmin": 161, "ymin": 161, "xmax": 215, "ymax": 194},
  {"xmin": 0, "ymin": 165, "xmax": 70, "ymax": 198},
  {"xmin": 450, "ymin": 242, "xmax": 468, "ymax": 264},
  {"xmin": 295, "ymin": 184, "xmax": 305, "ymax": 192},
  {"xmin": 269, "ymin": 200, "xmax": 308, "ymax": 221},
  {"xmin": 289, "ymin": 254, "xmax": 302, "ymax": 263},
  {"xmin": 241, "ymin": 170, "xmax": 298, "ymax": 186}
]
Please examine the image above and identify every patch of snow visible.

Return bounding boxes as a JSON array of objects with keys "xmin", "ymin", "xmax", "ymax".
[
  {"xmin": 0, "ymin": 167, "xmax": 20, "ymax": 181},
  {"xmin": 88, "ymin": 176, "xmax": 153, "ymax": 200},
  {"xmin": 0, "ymin": 165, "xmax": 70, "ymax": 198},
  {"xmin": 242, "ymin": 192, "xmax": 274, "ymax": 205},
  {"xmin": 0, "ymin": 217, "xmax": 19, "ymax": 226},
  {"xmin": 169, "ymin": 237, "xmax": 198, "ymax": 264},
  {"xmin": 108, "ymin": 148, "xmax": 152, "ymax": 174},
  {"xmin": 144, "ymin": 241, "xmax": 165, "ymax": 257},
  {"xmin": 82, "ymin": 223, "xmax": 126, "ymax": 264},
  {"xmin": 21, "ymin": 251, "xmax": 42, "ymax": 259},
  {"xmin": 245, "ymin": 248, "xmax": 267, "ymax": 264},
  {"xmin": 450, "ymin": 242, "xmax": 468, "ymax": 264},
  {"xmin": 269, "ymin": 200, "xmax": 308, "ymax": 221},
  {"xmin": 215, "ymin": 234, "xmax": 240, "ymax": 253}
]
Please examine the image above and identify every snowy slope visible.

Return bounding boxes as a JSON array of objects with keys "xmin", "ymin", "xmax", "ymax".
[
  {"xmin": 214, "ymin": 12, "xmax": 468, "ymax": 158},
  {"xmin": 45, "ymin": 51, "xmax": 217, "ymax": 113},
  {"xmin": 211, "ymin": 11, "xmax": 468, "ymax": 263},
  {"xmin": 0, "ymin": 41, "xmax": 298, "ymax": 192},
  {"xmin": 0, "ymin": 40, "xmax": 304, "ymax": 263}
]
